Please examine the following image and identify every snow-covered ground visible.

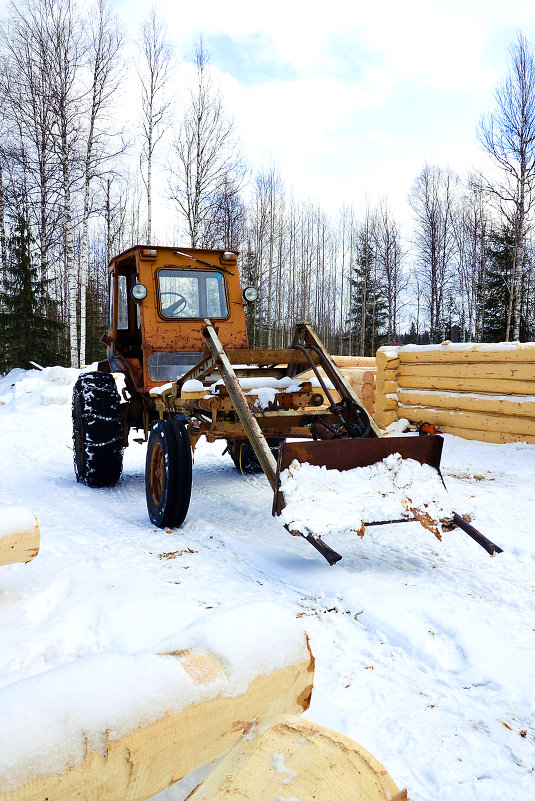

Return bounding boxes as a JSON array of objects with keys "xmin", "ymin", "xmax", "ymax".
[{"xmin": 0, "ymin": 366, "xmax": 534, "ymax": 800}]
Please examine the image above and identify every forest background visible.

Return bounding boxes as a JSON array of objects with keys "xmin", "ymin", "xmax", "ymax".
[{"xmin": 1, "ymin": 0, "xmax": 535, "ymax": 372}]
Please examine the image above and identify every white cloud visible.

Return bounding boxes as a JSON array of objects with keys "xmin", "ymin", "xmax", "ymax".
[{"xmin": 119, "ymin": 0, "xmax": 535, "ymax": 227}]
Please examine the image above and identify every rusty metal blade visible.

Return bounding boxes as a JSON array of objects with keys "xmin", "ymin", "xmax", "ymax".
[{"xmin": 273, "ymin": 435, "xmax": 444, "ymax": 516}]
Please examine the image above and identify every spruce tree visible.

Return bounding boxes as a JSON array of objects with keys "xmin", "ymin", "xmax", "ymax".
[
  {"xmin": 349, "ymin": 231, "xmax": 387, "ymax": 355},
  {"xmin": 0, "ymin": 213, "xmax": 64, "ymax": 372}
]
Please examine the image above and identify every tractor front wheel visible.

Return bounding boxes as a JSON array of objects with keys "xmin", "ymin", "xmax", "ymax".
[{"xmin": 145, "ymin": 419, "xmax": 192, "ymax": 528}]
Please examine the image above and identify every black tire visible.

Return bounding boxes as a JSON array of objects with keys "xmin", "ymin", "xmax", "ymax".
[
  {"xmin": 227, "ymin": 438, "xmax": 282, "ymax": 474},
  {"xmin": 72, "ymin": 371, "xmax": 124, "ymax": 487},
  {"xmin": 145, "ymin": 418, "xmax": 192, "ymax": 528}
]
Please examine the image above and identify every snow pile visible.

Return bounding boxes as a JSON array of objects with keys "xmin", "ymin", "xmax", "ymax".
[
  {"xmin": 2, "ymin": 365, "xmax": 534, "ymax": 800},
  {"xmin": 0, "ymin": 507, "xmax": 37, "ymax": 539},
  {"xmin": 0, "ymin": 366, "xmax": 80, "ymax": 408},
  {"xmin": 150, "ymin": 382, "xmax": 173, "ymax": 396},
  {"xmin": 383, "ymin": 418, "xmax": 410, "ymax": 436},
  {"xmin": 182, "ymin": 379, "xmax": 206, "ymax": 393},
  {"xmin": 0, "ymin": 602, "xmax": 308, "ymax": 791},
  {"xmin": 279, "ymin": 453, "xmax": 453, "ymax": 539},
  {"xmin": 210, "ymin": 375, "xmax": 303, "ymax": 410}
]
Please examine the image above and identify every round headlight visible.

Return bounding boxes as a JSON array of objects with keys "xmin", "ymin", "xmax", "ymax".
[
  {"xmin": 243, "ymin": 286, "xmax": 258, "ymax": 303},
  {"xmin": 131, "ymin": 283, "xmax": 148, "ymax": 301}
]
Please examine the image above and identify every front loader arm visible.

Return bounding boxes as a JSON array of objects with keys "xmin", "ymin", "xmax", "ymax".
[
  {"xmin": 202, "ymin": 320, "xmax": 278, "ymax": 490},
  {"xmin": 290, "ymin": 322, "xmax": 383, "ymax": 438}
]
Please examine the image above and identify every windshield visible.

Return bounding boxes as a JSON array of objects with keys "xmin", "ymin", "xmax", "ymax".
[{"xmin": 158, "ymin": 268, "xmax": 228, "ymax": 318}]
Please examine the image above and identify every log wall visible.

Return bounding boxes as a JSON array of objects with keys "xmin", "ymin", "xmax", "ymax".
[{"xmin": 374, "ymin": 342, "xmax": 535, "ymax": 444}]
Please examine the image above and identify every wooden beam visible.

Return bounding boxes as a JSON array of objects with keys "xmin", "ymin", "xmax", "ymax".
[
  {"xmin": 378, "ymin": 368, "xmax": 398, "ymax": 384},
  {"xmin": 375, "ymin": 410, "xmax": 397, "ymax": 427},
  {"xmin": 187, "ymin": 714, "xmax": 404, "ymax": 801},
  {"xmin": 332, "ymin": 355, "xmax": 377, "ymax": 368},
  {"xmin": 0, "ymin": 508, "xmax": 40, "ymax": 566},
  {"xmin": 397, "ymin": 362, "xmax": 535, "ymax": 381},
  {"xmin": 376, "ymin": 350, "xmax": 400, "ymax": 371},
  {"xmin": 397, "ymin": 375, "xmax": 535, "ymax": 395},
  {"xmin": 435, "ymin": 425, "xmax": 535, "ymax": 445},
  {"xmin": 398, "ymin": 405, "xmax": 535, "ymax": 436},
  {"xmin": 397, "ymin": 342, "xmax": 535, "ymax": 364},
  {"xmin": 0, "ymin": 607, "xmax": 314, "ymax": 801},
  {"xmin": 397, "ymin": 389, "xmax": 535, "ymax": 418},
  {"xmin": 224, "ymin": 349, "xmax": 320, "ymax": 366},
  {"xmin": 376, "ymin": 379, "xmax": 398, "ymax": 395}
]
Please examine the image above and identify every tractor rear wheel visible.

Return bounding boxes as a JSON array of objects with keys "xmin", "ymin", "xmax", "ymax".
[
  {"xmin": 72, "ymin": 371, "xmax": 124, "ymax": 487},
  {"xmin": 227, "ymin": 438, "xmax": 282, "ymax": 474},
  {"xmin": 145, "ymin": 419, "xmax": 192, "ymax": 528}
]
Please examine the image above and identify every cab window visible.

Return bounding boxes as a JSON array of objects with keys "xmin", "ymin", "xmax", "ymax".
[
  {"xmin": 108, "ymin": 274, "xmax": 129, "ymax": 330},
  {"xmin": 158, "ymin": 269, "xmax": 228, "ymax": 318}
]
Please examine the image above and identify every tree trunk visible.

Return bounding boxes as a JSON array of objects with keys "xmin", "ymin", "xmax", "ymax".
[
  {"xmin": 79, "ymin": 178, "xmax": 90, "ymax": 366},
  {"xmin": 0, "ymin": 156, "xmax": 5, "ymax": 284},
  {"xmin": 63, "ymin": 159, "xmax": 78, "ymax": 368}
]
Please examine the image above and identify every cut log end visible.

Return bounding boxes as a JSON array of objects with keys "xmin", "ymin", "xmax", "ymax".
[
  {"xmin": 187, "ymin": 714, "xmax": 403, "ymax": 801},
  {"xmin": 0, "ymin": 508, "xmax": 40, "ymax": 567}
]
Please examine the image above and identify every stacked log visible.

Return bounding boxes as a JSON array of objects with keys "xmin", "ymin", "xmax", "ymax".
[
  {"xmin": 374, "ymin": 348, "xmax": 400, "ymax": 428},
  {"xmin": 298, "ymin": 356, "xmax": 377, "ymax": 415},
  {"xmin": 374, "ymin": 342, "xmax": 535, "ymax": 443}
]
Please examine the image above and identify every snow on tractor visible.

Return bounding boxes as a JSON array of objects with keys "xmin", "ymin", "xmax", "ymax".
[{"xmin": 71, "ymin": 245, "xmax": 502, "ymax": 564}]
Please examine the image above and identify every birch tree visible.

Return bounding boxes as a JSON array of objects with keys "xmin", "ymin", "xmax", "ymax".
[
  {"xmin": 170, "ymin": 40, "xmax": 245, "ymax": 248},
  {"xmin": 374, "ymin": 201, "xmax": 405, "ymax": 343},
  {"xmin": 1, "ymin": 0, "xmax": 61, "ymax": 284},
  {"xmin": 409, "ymin": 165, "xmax": 458, "ymax": 341},
  {"xmin": 478, "ymin": 33, "xmax": 535, "ymax": 341},
  {"xmin": 138, "ymin": 7, "xmax": 172, "ymax": 245},
  {"xmin": 79, "ymin": 0, "xmax": 123, "ymax": 366},
  {"xmin": 40, "ymin": 0, "xmax": 86, "ymax": 367},
  {"xmin": 454, "ymin": 184, "xmax": 490, "ymax": 340}
]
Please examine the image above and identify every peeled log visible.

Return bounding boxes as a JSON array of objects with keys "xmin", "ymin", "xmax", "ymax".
[
  {"xmin": 397, "ymin": 342, "xmax": 535, "ymax": 364},
  {"xmin": 376, "ymin": 393, "xmax": 397, "ymax": 411},
  {"xmin": 376, "ymin": 379, "xmax": 398, "ymax": 395},
  {"xmin": 377, "ymin": 369, "xmax": 398, "ymax": 386},
  {"xmin": 0, "ymin": 604, "xmax": 314, "ymax": 801},
  {"xmin": 397, "ymin": 374, "xmax": 535, "ymax": 396},
  {"xmin": 398, "ymin": 362, "xmax": 535, "ymax": 381},
  {"xmin": 188, "ymin": 715, "xmax": 403, "ymax": 801},
  {"xmin": 434, "ymin": 425, "xmax": 535, "ymax": 445},
  {"xmin": 376, "ymin": 350, "xmax": 400, "ymax": 371},
  {"xmin": 0, "ymin": 508, "xmax": 40, "ymax": 566},
  {"xmin": 345, "ymin": 369, "xmax": 376, "ymax": 388},
  {"xmin": 333, "ymin": 355, "xmax": 377, "ymax": 368},
  {"xmin": 375, "ymin": 409, "xmax": 397, "ymax": 427},
  {"xmin": 397, "ymin": 389, "xmax": 535, "ymax": 418},
  {"xmin": 398, "ymin": 405, "xmax": 535, "ymax": 437},
  {"xmin": 357, "ymin": 383, "xmax": 375, "ymax": 400},
  {"xmin": 296, "ymin": 367, "xmax": 375, "ymax": 388}
]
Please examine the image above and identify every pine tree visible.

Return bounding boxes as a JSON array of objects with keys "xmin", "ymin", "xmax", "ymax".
[{"xmin": 0, "ymin": 213, "xmax": 64, "ymax": 372}]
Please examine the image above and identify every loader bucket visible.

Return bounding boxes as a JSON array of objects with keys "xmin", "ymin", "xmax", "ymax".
[
  {"xmin": 272, "ymin": 433, "xmax": 504, "ymax": 565},
  {"xmin": 273, "ymin": 435, "xmax": 444, "ymax": 517}
]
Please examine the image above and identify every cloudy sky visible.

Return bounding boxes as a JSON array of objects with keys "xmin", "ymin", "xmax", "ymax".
[{"xmin": 116, "ymin": 0, "xmax": 535, "ymax": 225}]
